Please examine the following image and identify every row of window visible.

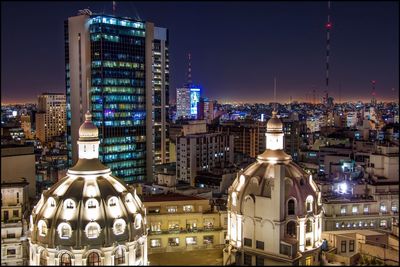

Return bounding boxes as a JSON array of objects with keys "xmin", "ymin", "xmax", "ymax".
[
  {"xmin": 38, "ymin": 245, "xmax": 139, "ymax": 266},
  {"xmin": 91, "ymin": 60, "xmax": 144, "ymax": 70},
  {"xmin": 38, "ymin": 216, "xmax": 142, "ymax": 239},
  {"xmin": 90, "ymin": 16, "xmax": 145, "ymax": 30},
  {"xmin": 150, "ymin": 236, "xmax": 214, "ymax": 248},
  {"xmin": 339, "ymin": 202, "xmax": 398, "ymax": 215},
  {"xmin": 335, "ymin": 219, "xmax": 388, "ymax": 229}
]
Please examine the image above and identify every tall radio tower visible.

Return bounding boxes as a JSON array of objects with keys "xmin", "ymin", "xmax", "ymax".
[
  {"xmin": 186, "ymin": 53, "xmax": 192, "ymax": 87},
  {"xmin": 325, "ymin": 1, "xmax": 332, "ymax": 104}
]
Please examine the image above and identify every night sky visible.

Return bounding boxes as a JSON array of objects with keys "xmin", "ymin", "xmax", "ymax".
[{"xmin": 1, "ymin": 1, "xmax": 398, "ymax": 104}]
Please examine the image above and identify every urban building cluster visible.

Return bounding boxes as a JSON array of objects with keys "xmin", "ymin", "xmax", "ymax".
[{"xmin": 1, "ymin": 9, "xmax": 399, "ymax": 267}]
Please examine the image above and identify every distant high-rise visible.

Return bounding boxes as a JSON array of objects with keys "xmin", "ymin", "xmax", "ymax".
[
  {"xmin": 152, "ymin": 27, "xmax": 170, "ymax": 165},
  {"xmin": 35, "ymin": 93, "xmax": 66, "ymax": 143},
  {"xmin": 176, "ymin": 87, "xmax": 191, "ymax": 119},
  {"xmin": 65, "ymin": 11, "xmax": 169, "ymax": 183}
]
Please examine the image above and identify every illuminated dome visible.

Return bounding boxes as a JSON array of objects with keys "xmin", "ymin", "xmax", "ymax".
[
  {"xmin": 29, "ymin": 112, "xmax": 148, "ymax": 266},
  {"xmin": 78, "ymin": 112, "xmax": 99, "ymax": 140},
  {"xmin": 223, "ymin": 111, "xmax": 323, "ymax": 266},
  {"xmin": 266, "ymin": 110, "xmax": 283, "ymax": 133}
]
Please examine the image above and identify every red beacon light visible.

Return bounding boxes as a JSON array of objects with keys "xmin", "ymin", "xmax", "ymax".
[{"xmin": 326, "ymin": 22, "xmax": 332, "ymax": 29}]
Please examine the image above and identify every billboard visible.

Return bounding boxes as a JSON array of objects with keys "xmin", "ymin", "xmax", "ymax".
[{"xmin": 190, "ymin": 88, "xmax": 201, "ymax": 115}]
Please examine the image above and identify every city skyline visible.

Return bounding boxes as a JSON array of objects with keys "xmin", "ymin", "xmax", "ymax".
[{"xmin": 1, "ymin": 1, "xmax": 399, "ymax": 103}]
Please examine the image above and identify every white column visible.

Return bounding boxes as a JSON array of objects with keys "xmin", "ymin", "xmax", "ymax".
[{"xmin": 299, "ymin": 218, "xmax": 305, "ymax": 252}]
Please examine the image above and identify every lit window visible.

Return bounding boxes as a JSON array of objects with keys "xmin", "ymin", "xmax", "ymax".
[
  {"xmin": 363, "ymin": 205, "xmax": 369, "ymax": 214},
  {"xmin": 203, "ymin": 235, "xmax": 214, "ymax": 245},
  {"xmin": 352, "ymin": 206, "xmax": 358, "ymax": 214},
  {"xmin": 306, "ymin": 195, "xmax": 313, "ymax": 212},
  {"xmin": 167, "ymin": 206, "xmax": 177, "ymax": 213},
  {"xmin": 86, "ymin": 198, "xmax": 99, "ymax": 209},
  {"xmin": 370, "ymin": 221, "xmax": 374, "ymax": 227},
  {"xmin": 150, "ymin": 239, "xmax": 161, "ymax": 248},
  {"xmin": 336, "ymin": 222, "xmax": 340, "ymax": 228},
  {"xmin": 48, "ymin": 197, "xmax": 56, "ymax": 208},
  {"xmin": 108, "ymin": 197, "xmax": 118, "ymax": 207},
  {"xmin": 87, "ymin": 185, "xmax": 96, "ymax": 197},
  {"xmin": 183, "ymin": 205, "xmax": 194, "ymax": 212},
  {"xmin": 85, "ymin": 222, "xmax": 101, "ymax": 238},
  {"xmin": 380, "ymin": 220, "xmax": 387, "ymax": 227},
  {"xmin": 168, "ymin": 237, "xmax": 179, "ymax": 246},
  {"xmin": 134, "ymin": 214, "xmax": 142, "ymax": 229},
  {"xmin": 380, "ymin": 203, "xmax": 387, "ymax": 213},
  {"xmin": 306, "ymin": 220, "xmax": 313, "ymax": 233},
  {"xmin": 64, "ymin": 199, "xmax": 75, "ymax": 210},
  {"xmin": 391, "ymin": 203, "xmax": 398, "ymax": 213},
  {"xmin": 231, "ymin": 192, "xmax": 237, "ymax": 206},
  {"xmin": 186, "ymin": 236, "xmax": 197, "ymax": 245},
  {"xmin": 38, "ymin": 220, "xmax": 48, "ymax": 236},
  {"xmin": 340, "ymin": 206, "xmax": 346, "ymax": 215},
  {"xmin": 57, "ymin": 223, "xmax": 72, "ymax": 239},
  {"xmin": 113, "ymin": 219, "xmax": 126, "ymax": 235}
]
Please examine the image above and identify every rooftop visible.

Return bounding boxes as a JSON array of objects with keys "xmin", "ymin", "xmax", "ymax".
[{"xmin": 142, "ymin": 193, "xmax": 206, "ymax": 203}]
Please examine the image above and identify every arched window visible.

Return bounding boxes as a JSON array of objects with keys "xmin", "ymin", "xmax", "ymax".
[
  {"xmin": 125, "ymin": 193, "xmax": 137, "ymax": 213},
  {"xmin": 48, "ymin": 197, "xmax": 56, "ymax": 207},
  {"xmin": 64, "ymin": 199, "xmax": 75, "ymax": 210},
  {"xmin": 38, "ymin": 220, "xmax": 48, "ymax": 237},
  {"xmin": 40, "ymin": 250, "xmax": 48, "ymax": 265},
  {"xmin": 113, "ymin": 219, "xmax": 126, "ymax": 235},
  {"xmin": 380, "ymin": 202, "xmax": 387, "ymax": 213},
  {"xmin": 87, "ymin": 252, "xmax": 100, "ymax": 266},
  {"xmin": 86, "ymin": 198, "xmax": 99, "ymax": 209},
  {"xmin": 306, "ymin": 219, "xmax": 313, "ymax": 233},
  {"xmin": 306, "ymin": 195, "xmax": 314, "ymax": 212},
  {"xmin": 108, "ymin": 197, "xmax": 118, "ymax": 207},
  {"xmin": 85, "ymin": 222, "xmax": 101, "ymax": 239},
  {"xmin": 287, "ymin": 221, "xmax": 297, "ymax": 237},
  {"xmin": 114, "ymin": 247, "xmax": 125, "ymax": 265},
  {"xmin": 134, "ymin": 214, "xmax": 142, "ymax": 229},
  {"xmin": 288, "ymin": 199, "xmax": 295, "ymax": 215},
  {"xmin": 60, "ymin": 253, "xmax": 71, "ymax": 266},
  {"xmin": 57, "ymin": 223, "xmax": 72, "ymax": 239}
]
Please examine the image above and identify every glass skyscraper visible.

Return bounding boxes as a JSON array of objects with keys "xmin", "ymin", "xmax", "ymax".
[{"xmin": 65, "ymin": 10, "xmax": 169, "ymax": 183}]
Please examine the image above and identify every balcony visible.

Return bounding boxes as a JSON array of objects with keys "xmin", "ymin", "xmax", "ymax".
[{"xmin": 149, "ymin": 227, "xmax": 223, "ymax": 236}]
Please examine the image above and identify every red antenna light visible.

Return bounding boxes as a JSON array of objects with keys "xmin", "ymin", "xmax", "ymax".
[{"xmin": 326, "ymin": 22, "xmax": 332, "ymax": 29}]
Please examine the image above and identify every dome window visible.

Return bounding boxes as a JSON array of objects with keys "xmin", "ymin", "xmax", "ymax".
[
  {"xmin": 86, "ymin": 198, "xmax": 99, "ymax": 209},
  {"xmin": 87, "ymin": 185, "xmax": 96, "ymax": 197},
  {"xmin": 125, "ymin": 193, "xmax": 137, "ymax": 213},
  {"xmin": 64, "ymin": 199, "xmax": 76, "ymax": 210},
  {"xmin": 134, "ymin": 214, "xmax": 142, "ymax": 229},
  {"xmin": 60, "ymin": 253, "xmax": 72, "ymax": 266},
  {"xmin": 113, "ymin": 219, "xmax": 126, "ymax": 235},
  {"xmin": 38, "ymin": 220, "xmax": 48, "ymax": 236},
  {"xmin": 108, "ymin": 197, "xmax": 118, "ymax": 207},
  {"xmin": 114, "ymin": 246, "xmax": 125, "ymax": 265},
  {"xmin": 231, "ymin": 192, "xmax": 237, "ymax": 206},
  {"xmin": 48, "ymin": 197, "xmax": 56, "ymax": 208},
  {"xmin": 306, "ymin": 195, "xmax": 314, "ymax": 212},
  {"xmin": 57, "ymin": 222, "xmax": 72, "ymax": 239},
  {"xmin": 85, "ymin": 222, "xmax": 101, "ymax": 239}
]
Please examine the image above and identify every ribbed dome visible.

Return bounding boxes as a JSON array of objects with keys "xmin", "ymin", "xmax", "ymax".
[
  {"xmin": 78, "ymin": 112, "xmax": 98, "ymax": 140},
  {"xmin": 30, "ymin": 172, "xmax": 146, "ymax": 249},
  {"xmin": 228, "ymin": 160, "xmax": 320, "ymax": 214},
  {"xmin": 267, "ymin": 110, "xmax": 283, "ymax": 133}
]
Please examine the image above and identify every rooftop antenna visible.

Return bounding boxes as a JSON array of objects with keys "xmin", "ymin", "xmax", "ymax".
[
  {"xmin": 113, "ymin": 1, "xmax": 116, "ymax": 16},
  {"xmin": 187, "ymin": 53, "xmax": 192, "ymax": 87},
  {"xmin": 371, "ymin": 80, "xmax": 376, "ymax": 105},
  {"xmin": 86, "ymin": 78, "xmax": 91, "ymax": 113},
  {"xmin": 273, "ymin": 77, "xmax": 277, "ymax": 112},
  {"xmin": 325, "ymin": 1, "xmax": 332, "ymax": 97}
]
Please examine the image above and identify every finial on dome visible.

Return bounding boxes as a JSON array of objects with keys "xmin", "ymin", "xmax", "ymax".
[{"xmin": 84, "ymin": 111, "xmax": 92, "ymax": 122}]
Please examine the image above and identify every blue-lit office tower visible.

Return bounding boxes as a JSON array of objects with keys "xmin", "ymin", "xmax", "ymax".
[{"xmin": 65, "ymin": 10, "xmax": 168, "ymax": 182}]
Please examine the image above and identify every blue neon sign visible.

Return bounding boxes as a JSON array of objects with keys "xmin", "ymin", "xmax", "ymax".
[{"xmin": 190, "ymin": 88, "xmax": 201, "ymax": 115}]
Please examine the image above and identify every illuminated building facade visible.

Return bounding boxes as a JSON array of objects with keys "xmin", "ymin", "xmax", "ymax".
[
  {"xmin": 223, "ymin": 111, "xmax": 323, "ymax": 266},
  {"xmin": 143, "ymin": 193, "xmax": 227, "ymax": 255},
  {"xmin": 176, "ymin": 87, "xmax": 191, "ymax": 119},
  {"xmin": 29, "ymin": 112, "xmax": 148, "ymax": 266},
  {"xmin": 65, "ymin": 11, "xmax": 168, "ymax": 182},
  {"xmin": 152, "ymin": 27, "xmax": 170, "ymax": 165},
  {"xmin": 35, "ymin": 93, "xmax": 66, "ymax": 143},
  {"xmin": 190, "ymin": 87, "xmax": 201, "ymax": 117}
]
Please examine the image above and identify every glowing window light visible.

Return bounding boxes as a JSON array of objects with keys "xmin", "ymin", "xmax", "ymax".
[
  {"xmin": 338, "ymin": 182, "xmax": 347, "ymax": 194},
  {"xmin": 85, "ymin": 222, "xmax": 101, "ymax": 239},
  {"xmin": 38, "ymin": 220, "xmax": 48, "ymax": 237},
  {"xmin": 125, "ymin": 193, "xmax": 137, "ymax": 213},
  {"xmin": 87, "ymin": 185, "xmax": 96, "ymax": 197},
  {"xmin": 113, "ymin": 219, "xmax": 126, "ymax": 235},
  {"xmin": 57, "ymin": 222, "xmax": 72, "ymax": 239},
  {"xmin": 134, "ymin": 214, "xmax": 142, "ymax": 229}
]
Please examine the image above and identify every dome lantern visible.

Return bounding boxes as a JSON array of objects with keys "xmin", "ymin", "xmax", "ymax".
[{"xmin": 77, "ymin": 111, "xmax": 100, "ymax": 160}]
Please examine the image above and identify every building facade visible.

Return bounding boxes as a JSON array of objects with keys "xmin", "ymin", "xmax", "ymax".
[
  {"xmin": 35, "ymin": 93, "xmax": 66, "ymax": 143},
  {"xmin": 143, "ymin": 193, "xmax": 227, "ymax": 254},
  {"xmin": 65, "ymin": 11, "xmax": 168, "ymax": 183},
  {"xmin": 1, "ymin": 180, "xmax": 30, "ymax": 266},
  {"xmin": 223, "ymin": 111, "xmax": 323, "ymax": 266},
  {"xmin": 176, "ymin": 87, "xmax": 191, "ymax": 119},
  {"xmin": 29, "ymin": 111, "xmax": 148, "ymax": 265},
  {"xmin": 176, "ymin": 132, "xmax": 234, "ymax": 186},
  {"xmin": 152, "ymin": 27, "xmax": 170, "ymax": 165}
]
